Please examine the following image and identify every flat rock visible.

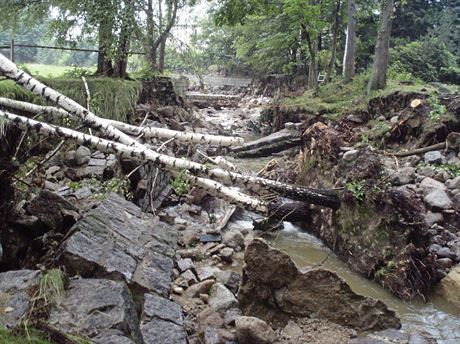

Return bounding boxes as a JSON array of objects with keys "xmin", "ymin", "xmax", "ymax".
[
  {"xmin": 197, "ymin": 266, "xmax": 222, "ymax": 281},
  {"xmin": 143, "ymin": 293, "xmax": 183, "ymax": 326},
  {"xmin": 424, "ymin": 151, "xmax": 443, "ymax": 164},
  {"xmin": 200, "ymin": 233, "xmax": 222, "ymax": 243},
  {"xmin": 238, "ymin": 239, "xmax": 401, "ymax": 331},
  {"xmin": 177, "ymin": 258, "xmax": 194, "ymax": 273},
  {"xmin": 58, "ymin": 193, "xmax": 177, "ymax": 297},
  {"xmin": 0, "ymin": 270, "xmax": 41, "ymax": 328},
  {"xmin": 49, "ymin": 278, "xmax": 142, "ymax": 343},
  {"xmin": 235, "ymin": 316, "xmax": 277, "ymax": 344}
]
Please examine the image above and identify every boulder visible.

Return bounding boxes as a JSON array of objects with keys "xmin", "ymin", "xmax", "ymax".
[
  {"xmin": 420, "ymin": 177, "xmax": 446, "ymax": 192},
  {"xmin": 49, "ymin": 278, "xmax": 142, "ymax": 343},
  {"xmin": 424, "ymin": 151, "xmax": 443, "ymax": 164},
  {"xmin": 392, "ymin": 167, "xmax": 416, "ymax": 185},
  {"xmin": 223, "ymin": 229, "xmax": 245, "ymax": 249},
  {"xmin": 58, "ymin": 193, "xmax": 177, "ymax": 297},
  {"xmin": 235, "ymin": 316, "xmax": 277, "ymax": 344},
  {"xmin": 348, "ymin": 329, "xmax": 437, "ymax": 344},
  {"xmin": 436, "ymin": 266, "xmax": 460, "ymax": 309},
  {"xmin": 238, "ymin": 239, "xmax": 401, "ymax": 331},
  {"xmin": 0, "ymin": 270, "xmax": 41, "ymax": 328},
  {"xmin": 75, "ymin": 146, "xmax": 91, "ymax": 166},
  {"xmin": 446, "ymin": 176, "xmax": 460, "ymax": 190},
  {"xmin": 177, "ymin": 258, "xmax": 194, "ymax": 273},
  {"xmin": 424, "ymin": 212, "xmax": 444, "ymax": 226},
  {"xmin": 423, "ymin": 189, "xmax": 453, "ymax": 209},
  {"xmin": 208, "ymin": 283, "xmax": 238, "ymax": 312}
]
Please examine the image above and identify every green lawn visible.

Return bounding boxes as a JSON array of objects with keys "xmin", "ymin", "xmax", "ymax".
[{"xmin": 23, "ymin": 64, "xmax": 96, "ymax": 78}]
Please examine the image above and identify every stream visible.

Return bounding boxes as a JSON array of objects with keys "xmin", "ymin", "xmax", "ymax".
[{"xmin": 196, "ymin": 94, "xmax": 460, "ymax": 343}]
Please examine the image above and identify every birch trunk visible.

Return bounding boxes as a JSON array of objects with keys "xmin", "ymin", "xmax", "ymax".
[
  {"xmin": 1, "ymin": 110, "xmax": 268, "ymax": 214},
  {"xmin": 0, "ymin": 97, "xmax": 245, "ymax": 147},
  {"xmin": 0, "ymin": 54, "xmax": 340, "ymax": 209},
  {"xmin": 343, "ymin": 0, "xmax": 356, "ymax": 83}
]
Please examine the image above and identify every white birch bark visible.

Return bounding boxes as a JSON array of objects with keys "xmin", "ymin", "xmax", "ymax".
[
  {"xmin": 0, "ymin": 110, "xmax": 268, "ymax": 214},
  {"xmin": 0, "ymin": 54, "xmax": 339, "ymax": 208},
  {"xmin": 0, "ymin": 97, "xmax": 244, "ymax": 147}
]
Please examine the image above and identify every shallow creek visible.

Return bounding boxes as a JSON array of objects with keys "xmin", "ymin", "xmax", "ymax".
[{"xmin": 199, "ymin": 102, "xmax": 460, "ymax": 343}]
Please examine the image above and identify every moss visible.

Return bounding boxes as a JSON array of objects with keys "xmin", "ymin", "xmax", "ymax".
[
  {"xmin": 0, "ymin": 77, "xmax": 142, "ymax": 122},
  {"xmin": 0, "ymin": 327, "xmax": 53, "ymax": 344}
]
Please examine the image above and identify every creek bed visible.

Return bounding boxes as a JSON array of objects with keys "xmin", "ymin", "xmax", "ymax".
[{"xmin": 199, "ymin": 99, "xmax": 460, "ymax": 343}]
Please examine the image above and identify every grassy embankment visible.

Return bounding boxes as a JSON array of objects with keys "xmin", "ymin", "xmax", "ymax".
[
  {"xmin": 280, "ymin": 73, "xmax": 444, "ymax": 119},
  {"xmin": 0, "ymin": 64, "xmax": 142, "ymax": 122}
]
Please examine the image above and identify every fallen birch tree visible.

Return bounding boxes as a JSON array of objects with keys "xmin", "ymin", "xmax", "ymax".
[
  {"xmin": 0, "ymin": 54, "xmax": 340, "ymax": 209},
  {"xmin": 0, "ymin": 110, "xmax": 268, "ymax": 214},
  {"xmin": 0, "ymin": 97, "xmax": 245, "ymax": 147}
]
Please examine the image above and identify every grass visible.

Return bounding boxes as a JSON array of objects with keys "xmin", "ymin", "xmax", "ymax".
[
  {"xmin": 35, "ymin": 269, "xmax": 65, "ymax": 307},
  {"xmin": 23, "ymin": 64, "xmax": 96, "ymax": 78},
  {"xmin": 0, "ymin": 75, "xmax": 142, "ymax": 122},
  {"xmin": 281, "ymin": 73, "xmax": 436, "ymax": 119}
]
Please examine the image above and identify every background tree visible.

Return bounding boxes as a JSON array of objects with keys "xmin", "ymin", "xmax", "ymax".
[
  {"xmin": 368, "ymin": 0, "xmax": 394, "ymax": 91},
  {"xmin": 342, "ymin": 0, "xmax": 356, "ymax": 83}
]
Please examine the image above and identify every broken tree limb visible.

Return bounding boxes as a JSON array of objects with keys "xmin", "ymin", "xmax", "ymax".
[
  {"xmin": 0, "ymin": 55, "xmax": 339, "ymax": 209},
  {"xmin": 394, "ymin": 142, "xmax": 446, "ymax": 157},
  {"xmin": 1, "ymin": 110, "xmax": 269, "ymax": 214},
  {"xmin": 0, "ymin": 97, "xmax": 244, "ymax": 147}
]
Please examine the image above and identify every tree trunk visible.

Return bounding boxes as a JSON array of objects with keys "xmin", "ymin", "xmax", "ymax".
[
  {"xmin": 305, "ymin": 31, "xmax": 319, "ymax": 95},
  {"xmin": 113, "ymin": 0, "xmax": 134, "ymax": 79},
  {"xmin": 96, "ymin": 17, "xmax": 114, "ymax": 77},
  {"xmin": 326, "ymin": 0, "xmax": 341, "ymax": 83},
  {"xmin": 0, "ymin": 97, "xmax": 245, "ymax": 147},
  {"xmin": 146, "ymin": 0, "xmax": 158, "ymax": 70},
  {"xmin": 343, "ymin": 0, "xmax": 357, "ymax": 83},
  {"xmin": 159, "ymin": 37, "xmax": 166, "ymax": 73},
  {"xmin": 368, "ymin": 0, "xmax": 394, "ymax": 91}
]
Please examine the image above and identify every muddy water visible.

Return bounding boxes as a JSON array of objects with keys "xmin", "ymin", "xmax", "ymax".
[{"xmin": 272, "ymin": 225, "xmax": 460, "ymax": 343}]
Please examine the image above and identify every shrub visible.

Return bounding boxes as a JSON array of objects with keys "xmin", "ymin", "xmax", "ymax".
[{"xmin": 390, "ymin": 38, "xmax": 459, "ymax": 84}]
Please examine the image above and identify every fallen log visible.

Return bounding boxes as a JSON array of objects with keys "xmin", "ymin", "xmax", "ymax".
[
  {"xmin": 0, "ymin": 110, "xmax": 268, "ymax": 214},
  {"xmin": 0, "ymin": 54, "xmax": 340, "ymax": 209},
  {"xmin": 393, "ymin": 142, "xmax": 446, "ymax": 157},
  {"xmin": 1, "ymin": 111, "xmax": 316, "ymax": 221},
  {"xmin": 230, "ymin": 129, "xmax": 298, "ymax": 153},
  {"xmin": 0, "ymin": 97, "xmax": 244, "ymax": 147},
  {"xmin": 234, "ymin": 136, "xmax": 302, "ymax": 158}
]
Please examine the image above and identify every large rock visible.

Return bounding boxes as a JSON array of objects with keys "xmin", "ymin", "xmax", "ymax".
[
  {"xmin": 58, "ymin": 193, "xmax": 177, "ymax": 297},
  {"xmin": 424, "ymin": 151, "xmax": 443, "ymax": 164},
  {"xmin": 235, "ymin": 316, "xmax": 277, "ymax": 344},
  {"xmin": 436, "ymin": 266, "xmax": 460, "ymax": 309},
  {"xmin": 140, "ymin": 293, "xmax": 186, "ymax": 344},
  {"xmin": 423, "ymin": 189, "xmax": 453, "ymax": 209},
  {"xmin": 0, "ymin": 270, "xmax": 41, "ymax": 328},
  {"xmin": 49, "ymin": 278, "xmax": 142, "ymax": 343},
  {"xmin": 238, "ymin": 239, "xmax": 401, "ymax": 331},
  {"xmin": 208, "ymin": 283, "xmax": 238, "ymax": 312}
]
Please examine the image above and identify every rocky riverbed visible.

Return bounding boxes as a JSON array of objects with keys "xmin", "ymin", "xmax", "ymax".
[{"xmin": 1, "ymin": 79, "xmax": 460, "ymax": 343}]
